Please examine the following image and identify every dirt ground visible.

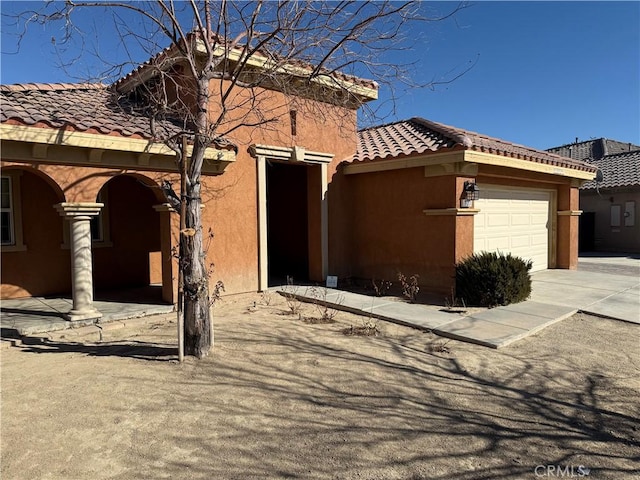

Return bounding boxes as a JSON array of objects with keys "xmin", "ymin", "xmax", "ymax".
[{"xmin": 1, "ymin": 291, "xmax": 639, "ymax": 480}]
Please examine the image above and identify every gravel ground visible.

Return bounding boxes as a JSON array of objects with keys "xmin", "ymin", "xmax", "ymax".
[{"xmin": 1, "ymin": 292, "xmax": 639, "ymax": 480}]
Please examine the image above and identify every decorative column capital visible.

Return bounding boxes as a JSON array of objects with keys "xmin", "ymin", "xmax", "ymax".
[{"xmin": 55, "ymin": 202, "xmax": 104, "ymax": 218}]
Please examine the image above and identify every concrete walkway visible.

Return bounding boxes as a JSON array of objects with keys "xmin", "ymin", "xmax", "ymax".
[
  {"xmin": 280, "ymin": 257, "xmax": 639, "ymax": 348},
  {"xmin": 2, "ymin": 255, "xmax": 637, "ymax": 347}
]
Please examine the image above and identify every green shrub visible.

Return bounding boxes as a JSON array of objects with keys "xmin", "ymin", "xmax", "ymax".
[{"xmin": 455, "ymin": 252, "xmax": 532, "ymax": 307}]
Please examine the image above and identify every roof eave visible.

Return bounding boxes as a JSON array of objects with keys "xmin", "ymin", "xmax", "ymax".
[{"xmin": 345, "ymin": 147, "xmax": 596, "ymax": 180}]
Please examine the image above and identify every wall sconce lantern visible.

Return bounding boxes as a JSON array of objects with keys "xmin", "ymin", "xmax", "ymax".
[{"xmin": 461, "ymin": 180, "xmax": 480, "ymax": 208}]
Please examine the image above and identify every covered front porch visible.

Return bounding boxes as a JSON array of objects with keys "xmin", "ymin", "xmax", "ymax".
[{"xmin": 0, "ymin": 286, "xmax": 173, "ymax": 337}]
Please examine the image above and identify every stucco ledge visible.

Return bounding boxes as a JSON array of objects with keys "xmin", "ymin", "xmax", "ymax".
[
  {"xmin": 557, "ymin": 210, "xmax": 583, "ymax": 216},
  {"xmin": 423, "ymin": 208, "xmax": 480, "ymax": 216}
]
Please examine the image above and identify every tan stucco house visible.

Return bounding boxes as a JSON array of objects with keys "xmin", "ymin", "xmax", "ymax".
[{"xmin": 1, "ymin": 40, "xmax": 597, "ymax": 319}]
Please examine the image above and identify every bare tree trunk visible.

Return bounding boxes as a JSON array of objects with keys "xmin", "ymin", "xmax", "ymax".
[
  {"xmin": 183, "ymin": 79, "xmax": 213, "ymax": 358},
  {"xmin": 182, "ymin": 183, "xmax": 211, "ymax": 358}
]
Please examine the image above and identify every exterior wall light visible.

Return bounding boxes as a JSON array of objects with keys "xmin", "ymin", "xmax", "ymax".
[{"xmin": 461, "ymin": 180, "xmax": 479, "ymax": 208}]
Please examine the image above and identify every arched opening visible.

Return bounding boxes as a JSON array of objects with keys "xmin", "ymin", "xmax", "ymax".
[
  {"xmin": 0, "ymin": 167, "xmax": 70, "ymax": 299},
  {"xmin": 92, "ymin": 174, "xmax": 168, "ymax": 302}
]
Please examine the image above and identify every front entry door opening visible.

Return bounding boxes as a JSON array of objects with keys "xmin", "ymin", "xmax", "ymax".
[{"xmin": 266, "ymin": 161, "xmax": 310, "ymax": 286}]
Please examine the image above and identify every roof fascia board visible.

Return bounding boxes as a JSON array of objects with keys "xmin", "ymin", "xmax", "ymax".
[
  {"xmin": 343, "ymin": 151, "xmax": 464, "ymax": 175},
  {"xmin": 0, "ymin": 124, "xmax": 235, "ymax": 162},
  {"xmin": 343, "ymin": 148, "xmax": 596, "ymax": 180},
  {"xmin": 464, "ymin": 150, "xmax": 595, "ymax": 181},
  {"xmin": 195, "ymin": 39, "xmax": 378, "ymax": 101}
]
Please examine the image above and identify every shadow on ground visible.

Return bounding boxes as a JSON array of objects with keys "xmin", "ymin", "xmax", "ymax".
[{"xmin": 2, "ymin": 305, "xmax": 639, "ymax": 480}]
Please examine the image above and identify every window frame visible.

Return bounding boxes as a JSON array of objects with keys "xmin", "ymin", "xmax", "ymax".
[
  {"xmin": 0, "ymin": 171, "xmax": 26, "ymax": 252},
  {"xmin": 1, "ymin": 176, "xmax": 15, "ymax": 245}
]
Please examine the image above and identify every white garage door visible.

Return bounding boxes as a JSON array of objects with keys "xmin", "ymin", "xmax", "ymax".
[{"xmin": 474, "ymin": 186, "xmax": 551, "ymax": 272}]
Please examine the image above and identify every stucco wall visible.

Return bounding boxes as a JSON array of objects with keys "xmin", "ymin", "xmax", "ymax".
[
  {"xmin": 580, "ymin": 188, "xmax": 640, "ymax": 253},
  {"xmin": 344, "ymin": 166, "xmax": 460, "ymax": 295},
  {"xmin": 1, "ymin": 80, "xmax": 358, "ymax": 299}
]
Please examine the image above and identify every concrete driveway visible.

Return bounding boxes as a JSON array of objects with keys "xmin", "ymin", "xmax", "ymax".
[{"xmin": 531, "ymin": 265, "xmax": 639, "ymax": 324}]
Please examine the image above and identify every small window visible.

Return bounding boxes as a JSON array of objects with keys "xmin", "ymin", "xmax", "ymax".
[
  {"xmin": 1, "ymin": 176, "xmax": 15, "ymax": 245},
  {"xmin": 90, "ymin": 215, "xmax": 103, "ymax": 242},
  {"xmin": 610, "ymin": 205, "xmax": 621, "ymax": 227},
  {"xmin": 290, "ymin": 110, "xmax": 297, "ymax": 136}
]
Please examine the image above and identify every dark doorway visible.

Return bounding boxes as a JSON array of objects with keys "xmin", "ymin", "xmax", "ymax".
[
  {"xmin": 579, "ymin": 211, "xmax": 596, "ymax": 252},
  {"xmin": 267, "ymin": 162, "xmax": 310, "ymax": 285}
]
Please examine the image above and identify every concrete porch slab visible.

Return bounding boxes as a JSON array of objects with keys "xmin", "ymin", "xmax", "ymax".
[{"xmin": 1, "ymin": 289, "xmax": 174, "ymax": 337}]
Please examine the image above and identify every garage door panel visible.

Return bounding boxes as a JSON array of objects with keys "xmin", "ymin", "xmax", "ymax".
[
  {"xmin": 510, "ymin": 235, "xmax": 531, "ymax": 248},
  {"xmin": 531, "ymin": 233, "xmax": 548, "ymax": 244},
  {"xmin": 510, "ymin": 214, "xmax": 531, "ymax": 226},
  {"xmin": 474, "ymin": 187, "xmax": 551, "ymax": 272},
  {"xmin": 488, "ymin": 214, "xmax": 510, "ymax": 227},
  {"xmin": 485, "ymin": 237, "xmax": 510, "ymax": 250}
]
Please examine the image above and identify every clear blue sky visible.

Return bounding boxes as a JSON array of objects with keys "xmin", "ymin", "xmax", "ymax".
[{"xmin": 1, "ymin": 1, "xmax": 638, "ymax": 150}]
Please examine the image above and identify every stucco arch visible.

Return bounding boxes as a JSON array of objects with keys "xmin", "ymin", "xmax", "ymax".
[
  {"xmin": 95, "ymin": 172, "xmax": 167, "ymax": 204},
  {"xmin": 1, "ymin": 164, "xmax": 66, "ymax": 203},
  {"xmin": 0, "ymin": 166, "xmax": 71, "ymax": 298},
  {"xmin": 92, "ymin": 173, "xmax": 173, "ymax": 303}
]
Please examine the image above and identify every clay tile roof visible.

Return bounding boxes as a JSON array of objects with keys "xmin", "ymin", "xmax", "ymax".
[
  {"xmin": 547, "ymin": 138, "xmax": 640, "ymax": 161},
  {"xmin": 353, "ymin": 117, "xmax": 597, "ymax": 173},
  {"xmin": 1, "ymin": 82, "xmax": 173, "ymax": 138},
  {"xmin": 581, "ymin": 150, "xmax": 640, "ymax": 190},
  {"xmin": 0, "ymin": 82, "xmax": 236, "ymax": 150},
  {"xmin": 112, "ymin": 30, "xmax": 377, "ymax": 94}
]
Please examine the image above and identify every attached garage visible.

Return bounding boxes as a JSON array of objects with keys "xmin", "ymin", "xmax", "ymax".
[
  {"xmin": 474, "ymin": 186, "xmax": 553, "ymax": 272},
  {"xmin": 342, "ymin": 117, "xmax": 597, "ymax": 296}
]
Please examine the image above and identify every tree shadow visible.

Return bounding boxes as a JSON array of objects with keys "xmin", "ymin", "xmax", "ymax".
[
  {"xmin": 111, "ymin": 317, "xmax": 640, "ymax": 479},
  {"xmin": 4, "ymin": 310, "xmax": 639, "ymax": 479},
  {"xmin": 18, "ymin": 338, "xmax": 176, "ymax": 362}
]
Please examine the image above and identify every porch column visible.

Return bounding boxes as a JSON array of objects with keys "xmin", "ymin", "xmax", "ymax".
[
  {"xmin": 556, "ymin": 184, "xmax": 581, "ymax": 269},
  {"xmin": 256, "ymin": 155, "xmax": 269, "ymax": 291},
  {"xmin": 55, "ymin": 202, "xmax": 103, "ymax": 321}
]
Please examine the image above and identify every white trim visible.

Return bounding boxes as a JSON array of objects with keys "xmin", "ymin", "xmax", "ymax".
[
  {"xmin": 320, "ymin": 163, "xmax": 329, "ymax": 280},
  {"xmin": 1, "ymin": 124, "xmax": 234, "ymax": 161},
  {"xmin": 344, "ymin": 149, "xmax": 595, "ymax": 181},
  {"xmin": 557, "ymin": 210, "xmax": 583, "ymax": 216},
  {"xmin": 252, "ymin": 145, "xmax": 333, "ymax": 289},
  {"xmin": 250, "ymin": 144, "xmax": 334, "ymax": 164}
]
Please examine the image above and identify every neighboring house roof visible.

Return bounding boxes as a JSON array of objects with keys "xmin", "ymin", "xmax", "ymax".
[
  {"xmin": 581, "ymin": 150, "xmax": 640, "ymax": 190},
  {"xmin": 0, "ymin": 82, "xmax": 236, "ymax": 150},
  {"xmin": 354, "ymin": 117, "xmax": 597, "ymax": 173},
  {"xmin": 547, "ymin": 138, "xmax": 640, "ymax": 161}
]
